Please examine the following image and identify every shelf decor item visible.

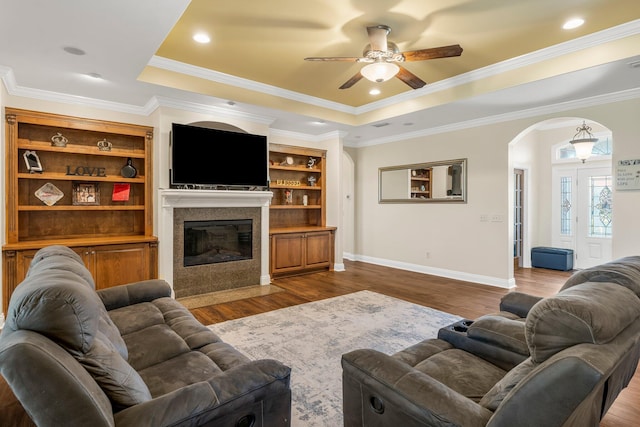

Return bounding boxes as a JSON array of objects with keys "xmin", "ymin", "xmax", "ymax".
[
  {"xmin": 112, "ymin": 183, "xmax": 131, "ymax": 201},
  {"xmin": 280, "ymin": 156, "xmax": 294, "ymax": 166},
  {"xmin": 73, "ymin": 182, "xmax": 100, "ymax": 205},
  {"xmin": 285, "ymin": 189, "xmax": 293, "ymax": 205},
  {"xmin": 120, "ymin": 158, "xmax": 137, "ymax": 178},
  {"xmin": 34, "ymin": 182, "xmax": 64, "ymax": 206},
  {"xmin": 50, "ymin": 132, "xmax": 68, "ymax": 147},
  {"xmin": 97, "ymin": 138, "xmax": 112, "ymax": 151},
  {"xmin": 307, "ymin": 176, "xmax": 316, "ymax": 186},
  {"xmin": 23, "ymin": 150, "xmax": 43, "ymax": 173},
  {"xmin": 307, "ymin": 157, "xmax": 316, "ymax": 168}
]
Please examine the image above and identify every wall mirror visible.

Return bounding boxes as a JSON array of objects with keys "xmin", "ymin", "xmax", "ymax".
[{"xmin": 379, "ymin": 158, "xmax": 467, "ymax": 203}]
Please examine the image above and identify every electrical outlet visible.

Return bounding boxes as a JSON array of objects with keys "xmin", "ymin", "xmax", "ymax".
[
  {"xmin": 491, "ymin": 214, "xmax": 504, "ymax": 222},
  {"xmin": 480, "ymin": 214, "xmax": 489, "ymax": 222}
]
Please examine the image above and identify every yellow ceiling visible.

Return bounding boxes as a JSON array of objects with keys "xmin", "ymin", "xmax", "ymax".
[{"xmin": 144, "ymin": 0, "xmax": 640, "ymax": 123}]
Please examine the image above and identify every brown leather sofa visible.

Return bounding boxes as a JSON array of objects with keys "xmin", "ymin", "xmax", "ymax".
[
  {"xmin": 342, "ymin": 256, "xmax": 640, "ymax": 426},
  {"xmin": 0, "ymin": 245, "xmax": 292, "ymax": 427}
]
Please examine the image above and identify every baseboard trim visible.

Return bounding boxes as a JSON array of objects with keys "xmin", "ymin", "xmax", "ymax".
[{"xmin": 346, "ymin": 253, "xmax": 516, "ymax": 289}]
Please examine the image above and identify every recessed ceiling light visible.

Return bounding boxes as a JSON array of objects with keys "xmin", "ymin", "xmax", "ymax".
[
  {"xmin": 63, "ymin": 46, "xmax": 86, "ymax": 56},
  {"xmin": 226, "ymin": 100, "xmax": 236, "ymax": 106},
  {"xmin": 86, "ymin": 72, "xmax": 103, "ymax": 79},
  {"xmin": 193, "ymin": 32, "xmax": 211, "ymax": 44},
  {"xmin": 369, "ymin": 88, "xmax": 381, "ymax": 95},
  {"xmin": 563, "ymin": 18, "xmax": 584, "ymax": 30}
]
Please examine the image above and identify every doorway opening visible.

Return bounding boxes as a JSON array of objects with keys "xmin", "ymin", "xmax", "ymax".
[{"xmin": 513, "ymin": 169, "xmax": 524, "ymax": 270}]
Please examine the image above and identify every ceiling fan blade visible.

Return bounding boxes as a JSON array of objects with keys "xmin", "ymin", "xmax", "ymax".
[
  {"xmin": 304, "ymin": 56, "xmax": 362, "ymax": 62},
  {"xmin": 339, "ymin": 71, "xmax": 363, "ymax": 90},
  {"xmin": 367, "ymin": 25, "xmax": 390, "ymax": 52},
  {"xmin": 402, "ymin": 44, "xmax": 463, "ymax": 62},
  {"xmin": 395, "ymin": 65, "xmax": 426, "ymax": 89}
]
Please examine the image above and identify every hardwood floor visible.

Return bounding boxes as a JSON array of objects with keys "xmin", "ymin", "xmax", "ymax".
[{"xmin": 191, "ymin": 260, "xmax": 639, "ymax": 427}]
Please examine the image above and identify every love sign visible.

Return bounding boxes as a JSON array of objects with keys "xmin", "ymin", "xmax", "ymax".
[{"xmin": 66, "ymin": 165, "xmax": 107, "ymax": 177}]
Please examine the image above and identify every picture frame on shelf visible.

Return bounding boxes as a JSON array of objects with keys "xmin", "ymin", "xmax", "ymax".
[
  {"xmin": 72, "ymin": 182, "xmax": 100, "ymax": 205},
  {"xmin": 23, "ymin": 150, "xmax": 43, "ymax": 173}
]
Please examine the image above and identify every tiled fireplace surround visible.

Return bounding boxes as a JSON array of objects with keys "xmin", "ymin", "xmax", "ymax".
[{"xmin": 158, "ymin": 189, "xmax": 272, "ymax": 298}]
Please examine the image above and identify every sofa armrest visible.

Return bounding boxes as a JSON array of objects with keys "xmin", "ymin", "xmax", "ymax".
[
  {"xmin": 114, "ymin": 359, "xmax": 291, "ymax": 427},
  {"xmin": 97, "ymin": 280, "xmax": 172, "ymax": 311},
  {"xmin": 114, "ymin": 382, "xmax": 218, "ymax": 426},
  {"xmin": 342, "ymin": 349, "xmax": 492, "ymax": 427},
  {"xmin": 467, "ymin": 315, "xmax": 528, "ymax": 355},
  {"xmin": 0, "ymin": 330, "xmax": 115, "ymax": 427},
  {"xmin": 499, "ymin": 292, "xmax": 543, "ymax": 318}
]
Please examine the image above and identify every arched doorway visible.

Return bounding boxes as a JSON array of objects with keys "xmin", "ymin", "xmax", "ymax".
[{"xmin": 510, "ymin": 117, "xmax": 613, "ymax": 270}]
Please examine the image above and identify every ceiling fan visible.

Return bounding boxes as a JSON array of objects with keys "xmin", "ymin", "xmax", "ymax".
[{"xmin": 304, "ymin": 25, "xmax": 463, "ymax": 90}]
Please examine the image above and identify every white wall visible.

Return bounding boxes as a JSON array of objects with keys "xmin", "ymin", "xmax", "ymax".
[
  {"xmin": 351, "ymin": 97, "xmax": 640, "ymax": 287},
  {"xmin": 353, "ymin": 123, "xmax": 516, "ymax": 287}
]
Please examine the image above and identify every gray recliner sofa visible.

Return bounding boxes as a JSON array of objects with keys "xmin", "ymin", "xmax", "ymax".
[
  {"xmin": 440, "ymin": 256, "xmax": 640, "ymax": 370},
  {"xmin": 0, "ymin": 245, "xmax": 292, "ymax": 427},
  {"xmin": 342, "ymin": 257, "xmax": 640, "ymax": 426}
]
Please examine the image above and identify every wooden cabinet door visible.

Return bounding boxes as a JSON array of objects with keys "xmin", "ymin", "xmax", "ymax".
[
  {"xmin": 271, "ymin": 233, "xmax": 305, "ymax": 273},
  {"xmin": 305, "ymin": 231, "xmax": 332, "ymax": 268},
  {"xmin": 90, "ymin": 243, "xmax": 150, "ymax": 290},
  {"xmin": 13, "ymin": 247, "xmax": 86, "ymax": 286}
]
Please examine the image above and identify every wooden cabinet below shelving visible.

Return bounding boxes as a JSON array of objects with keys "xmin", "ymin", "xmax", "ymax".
[
  {"xmin": 270, "ymin": 228, "xmax": 335, "ymax": 277},
  {"xmin": 2, "ymin": 239, "xmax": 158, "ymax": 313}
]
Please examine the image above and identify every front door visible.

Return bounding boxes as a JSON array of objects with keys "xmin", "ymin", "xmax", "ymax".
[{"xmin": 576, "ymin": 167, "xmax": 613, "ymax": 268}]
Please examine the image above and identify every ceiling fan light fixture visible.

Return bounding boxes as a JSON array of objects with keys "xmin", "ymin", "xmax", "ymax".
[
  {"xmin": 570, "ymin": 121, "xmax": 598, "ymax": 163},
  {"xmin": 361, "ymin": 61, "xmax": 399, "ymax": 83}
]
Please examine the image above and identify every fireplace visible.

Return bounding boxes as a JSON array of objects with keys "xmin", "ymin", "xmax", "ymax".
[
  {"xmin": 183, "ymin": 219, "xmax": 253, "ymax": 266},
  {"xmin": 158, "ymin": 189, "xmax": 273, "ymax": 299}
]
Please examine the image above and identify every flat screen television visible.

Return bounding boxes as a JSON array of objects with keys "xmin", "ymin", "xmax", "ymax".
[{"xmin": 170, "ymin": 123, "xmax": 269, "ymax": 188}]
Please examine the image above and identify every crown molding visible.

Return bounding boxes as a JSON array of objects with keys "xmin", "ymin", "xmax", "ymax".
[
  {"xmin": 152, "ymin": 96, "xmax": 276, "ymax": 125},
  {"xmin": 147, "ymin": 56, "xmax": 356, "ymax": 115},
  {"xmin": 270, "ymin": 128, "xmax": 348, "ymax": 143},
  {"xmin": 1, "ymin": 66, "xmax": 152, "ymax": 116},
  {"xmin": 345, "ymin": 87, "xmax": 640, "ymax": 148}
]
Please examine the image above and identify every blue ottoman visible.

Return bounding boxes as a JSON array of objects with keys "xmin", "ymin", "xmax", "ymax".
[{"xmin": 531, "ymin": 247, "xmax": 574, "ymax": 271}]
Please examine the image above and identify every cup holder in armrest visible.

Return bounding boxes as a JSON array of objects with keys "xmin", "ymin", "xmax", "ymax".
[
  {"xmin": 438, "ymin": 317, "xmax": 528, "ymax": 370},
  {"xmin": 452, "ymin": 319, "xmax": 474, "ymax": 332},
  {"xmin": 444, "ymin": 319, "xmax": 474, "ymax": 334}
]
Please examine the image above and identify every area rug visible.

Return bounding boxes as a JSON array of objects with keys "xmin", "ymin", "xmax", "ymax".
[{"xmin": 208, "ymin": 290, "xmax": 462, "ymax": 427}]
